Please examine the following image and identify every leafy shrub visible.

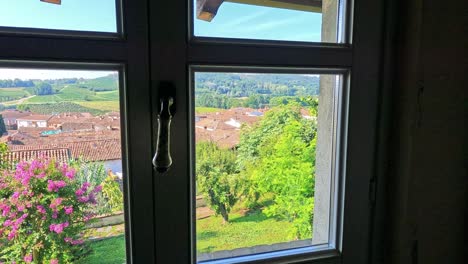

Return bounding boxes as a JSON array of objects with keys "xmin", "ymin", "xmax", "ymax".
[
  {"xmin": 196, "ymin": 142, "xmax": 240, "ymax": 223},
  {"xmin": 238, "ymin": 106, "xmax": 317, "ymax": 239},
  {"xmin": 101, "ymin": 173, "xmax": 124, "ymax": 213},
  {"xmin": 73, "ymin": 161, "xmax": 123, "ymax": 215},
  {"xmin": 0, "ymin": 158, "xmax": 102, "ymax": 263}
]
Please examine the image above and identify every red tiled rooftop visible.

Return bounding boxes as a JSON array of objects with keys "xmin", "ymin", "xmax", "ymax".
[
  {"xmin": 8, "ymin": 139, "xmax": 121, "ymax": 162},
  {"xmin": 3, "ymin": 148, "xmax": 71, "ymax": 164}
]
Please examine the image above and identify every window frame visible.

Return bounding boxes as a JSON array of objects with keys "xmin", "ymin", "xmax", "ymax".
[
  {"xmin": 0, "ymin": 0, "xmax": 156, "ymax": 262},
  {"xmin": 0, "ymin": 0, "xmax": 124, "ymax": 39},
  {"xmin": 189, "ymin": 66, "xmax": 350, "ymax": 264},
  {"xmin": 150, "ymin": 0, "xmax": 386, "ymax": 263}
]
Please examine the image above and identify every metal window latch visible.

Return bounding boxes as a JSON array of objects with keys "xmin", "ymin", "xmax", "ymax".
[{"xmin": 152, "ymin": 89, "xmax": 175, "ymax": 173}]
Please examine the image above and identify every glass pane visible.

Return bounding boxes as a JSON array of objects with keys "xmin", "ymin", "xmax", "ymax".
[
  {"xmin": 194, "ymin": 0, "xmax": 342, "ymax": 43},
  {"xmin": 194, "ymin": 71, "xmax": 340, "ymax": 261},
  {"xmin": 0, "ymin": 0, "xmax": 118, "ymax": 33},
  {"xmin": 0, "ymin": 68, "xmax": 127, "ymax": 263}
]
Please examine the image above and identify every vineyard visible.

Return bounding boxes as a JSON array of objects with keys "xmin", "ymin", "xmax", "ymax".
[
  {"xmin": 0, "ymin": 88, "xmax": 31, "ymax": 102},
  {"xmin": 76, "ymin": 101, "xmax": 120, "ymax": 112},
  {"xmin": 24, "ymin": 87, "xmax": 119, "ymax": 103},
  {"xmin": 18, "ymin": 102, "xmax": 106, "ymax": 115}
]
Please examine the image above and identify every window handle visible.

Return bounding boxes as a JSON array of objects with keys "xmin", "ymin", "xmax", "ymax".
[{"xmin": 152, "ymin": 95, "xmax": 174, "ymax": 173}]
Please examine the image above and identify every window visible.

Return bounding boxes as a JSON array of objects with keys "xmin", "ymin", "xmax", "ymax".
[
  {"xmin": 0, "ymin": 0, "xmax": 386, "ymax": 262},
  {"xmin": 0, "ymin": 67, "xmax": 127, "ymax": 263},
  {"xmin": 193, "ymin": 70, "xmax": 345, "ymax": 261},
  {"xmin": 0, "ymin": 0, "xmax": 120, "ymax": 34}
]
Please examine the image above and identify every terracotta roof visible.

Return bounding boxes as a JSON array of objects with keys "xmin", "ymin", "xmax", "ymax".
[
  {"xmin": 196, "ymin": 128, "xmax": 240, "ymax": 149},
  {"xmin": 0, "ymin": 110, "xmax": 32, "ymax": 119},
  {"xmin": 8, "ymin": 139, "xmax": 121, "ymax": 162},
  {"xmin": 16, "ymin": 115, "xmax": 53, "ymax": 121},
  {"xmin": 3, "ymin": 148, "xmax": 71, "ymax": 164}
]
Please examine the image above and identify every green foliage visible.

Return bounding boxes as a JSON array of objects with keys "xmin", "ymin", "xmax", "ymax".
[
  {"xmin": 100, "ymin": 173, "xmax": 124, "ymax": 213},
  {"xmin": 33, "ymin": 82, "xmax": 54, "ymax": 95},
  {"xmin": 73, "ymin": 161, "xmax": 123, "ymax": 215},
  {"xmin": 0, "ymin": 79, "xmax": 34, "ymax": 88},
  {"xmin": 237, "ymin": 106, "xmax": 317, "ymax": 239},
  {"xmin": 195, "ymin": 73, "xmax": 320, "ymax": 109},
  {"xmin": 0, "ymin": 143, "xmax": 7, "ymax": 170},
  {"xmin": 196, "ymin": 142, "xmax": 240, "ymax": 223},
  {"xmin": 0, "ymin": 114, "xmax": 6, "ymax": 135}
]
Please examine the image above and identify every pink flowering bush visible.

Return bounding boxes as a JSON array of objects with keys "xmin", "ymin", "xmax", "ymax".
[{"xmin": 0, "ymin": 158, "xmax": 102, "ymax": 263}]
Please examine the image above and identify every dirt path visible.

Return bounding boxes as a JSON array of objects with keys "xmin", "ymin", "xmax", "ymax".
[{"xmin": 2, "ymin": 95, "xmax": 36, "ymax": 105}]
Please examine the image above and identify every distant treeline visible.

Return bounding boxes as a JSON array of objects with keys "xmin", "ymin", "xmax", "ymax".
[
  {"xmin": 0, "ymin": 74, "xmax": 118, "ymax": 92},
  {"xmin": 0, "ymin": 79, "xmax": 35, "ymax": 88},
  {"xmin": 195, "ymin": 73, "xmax": 320, "ymax": 109}
]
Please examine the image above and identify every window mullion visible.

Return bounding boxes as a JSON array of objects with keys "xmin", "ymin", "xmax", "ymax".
[
  {"xmin": 0, "ymin": 35, "xmax": 127, "ymax": 62},
  {"xmin": 188, "ymin": 43, "xmax": 353, "ymax": 68}
]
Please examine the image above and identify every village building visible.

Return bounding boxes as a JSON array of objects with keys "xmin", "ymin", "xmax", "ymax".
[
  {"xmin": 17, "ymin": 114, "xmax": 53, "ymax": 129},
  {"xmin": 0, "ymin": 110, "xmax": 33, "ymax": 130}
]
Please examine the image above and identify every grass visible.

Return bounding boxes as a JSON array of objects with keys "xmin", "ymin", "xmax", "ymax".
[
  {"xmin": 195, "ymin": 107, "xmax": 222, "ymax": 114},
  {"xmin": 76, "ymin": 235, "xmax": 126, "ymax": 264},
  {"xmin": 73, "ymin": 208, "xmax": 307, "ymax": 262},
  {"xmin": 196, "ymin": 210, "xmax": 302, "ymax": 253}
]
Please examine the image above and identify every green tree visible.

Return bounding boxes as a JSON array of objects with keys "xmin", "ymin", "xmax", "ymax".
[
  {"xmin": 34, "ymin": 82, "xmax": 53, "ymax": 95},
  {"xmin": 250, "ymin": 122, "xmax": 316, "ymax": 239},
  {"xmin": 0, "ymin": 114, "xmax": 6, "ymax": 135},
  {"xmin": 196, "ymin": 142, "xmax": 239, "ymax": 223},
  {"xmin": 238, "ymin": 105, "xmax": 317, "ymax": 238}
]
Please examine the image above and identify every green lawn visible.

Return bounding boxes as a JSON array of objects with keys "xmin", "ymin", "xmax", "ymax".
[
  {"xmin": 75, "ymin": 209, "xmax": 304, "ymax": 263},
  {"xmin": 197, "ymin": 210, "xmax": 304, "ymax": 253},
  {"xmin": 77, "ymin": 235, "xmax": 126, "ymax": 264}
]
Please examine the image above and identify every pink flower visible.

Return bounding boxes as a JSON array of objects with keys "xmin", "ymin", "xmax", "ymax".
[
  {"xmin": 92, "ymin": 185, "xmax": 103, "ymax": 193},
  {"xmin": 65, "ymin": 168, "xmax": 76, "ymax": 179},
  {"xmin": 1, "ymin": 205, "xmax": 10, "ymax": 217},
  {"xmin": 48, "ymin": 180, "xmax": 67, "ymax": 192},
  {"xmin": 12, "ymin": 192, "xmax": 20, "ymax": 199},
  {"xmin": 3, "ymin": 220, "xmax": 12, "ymax": 227},
  {"xmin": 64, "ymin": 206, "xmax": 73, "ymax": 215},
  {"xmin": 23, "ymin": 254, "xmax": 33, "ymax": 263},
  {"xmin": 71, "ymin": 239, "xmax": 84, "ymax": 245},
  {"xmin": 49, "ymin": 222, "xmax": 69, "ymax": 234},
  {"xmin": 7, "ymin": 229, "xmax": 17, "ymax": 240},
  {"xmin": 49, "ymin": 198, "xmax": 63, "ymax": 209},
  {"xmin": 50, "ymin": 259, "xmax": 58, "ymax": 264},
  {"xmin": 75, "ymin": 189, "xmax": 84, "ymax": 196},
  {"xmin": 37, "ymin": 205, "xmax": 46, "ymax": 214},
  {"xmin": 78, "ymin": 196, "xmax": 89, "ymax": 203},
  {"xmin": 64, "ymin": 237, "xmax": 72, "ymax": 243}
]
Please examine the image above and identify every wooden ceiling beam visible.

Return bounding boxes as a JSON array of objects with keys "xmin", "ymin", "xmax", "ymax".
[
  {"xmin": 196, "ymin": 0, "xmax": 322, "ymax": 21},
  {"xmin": 40, "ymin": 0, "xmax": 61, "ymax": 4}
]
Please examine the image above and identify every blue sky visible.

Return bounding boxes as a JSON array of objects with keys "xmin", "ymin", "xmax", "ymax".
[
  {"xmin": 194, "ymin": 2, "xmax": 322, "ymax": 42},
  {"xmin": 0, "ymin": 0, "xmax": 322, "ymax": 79}
]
